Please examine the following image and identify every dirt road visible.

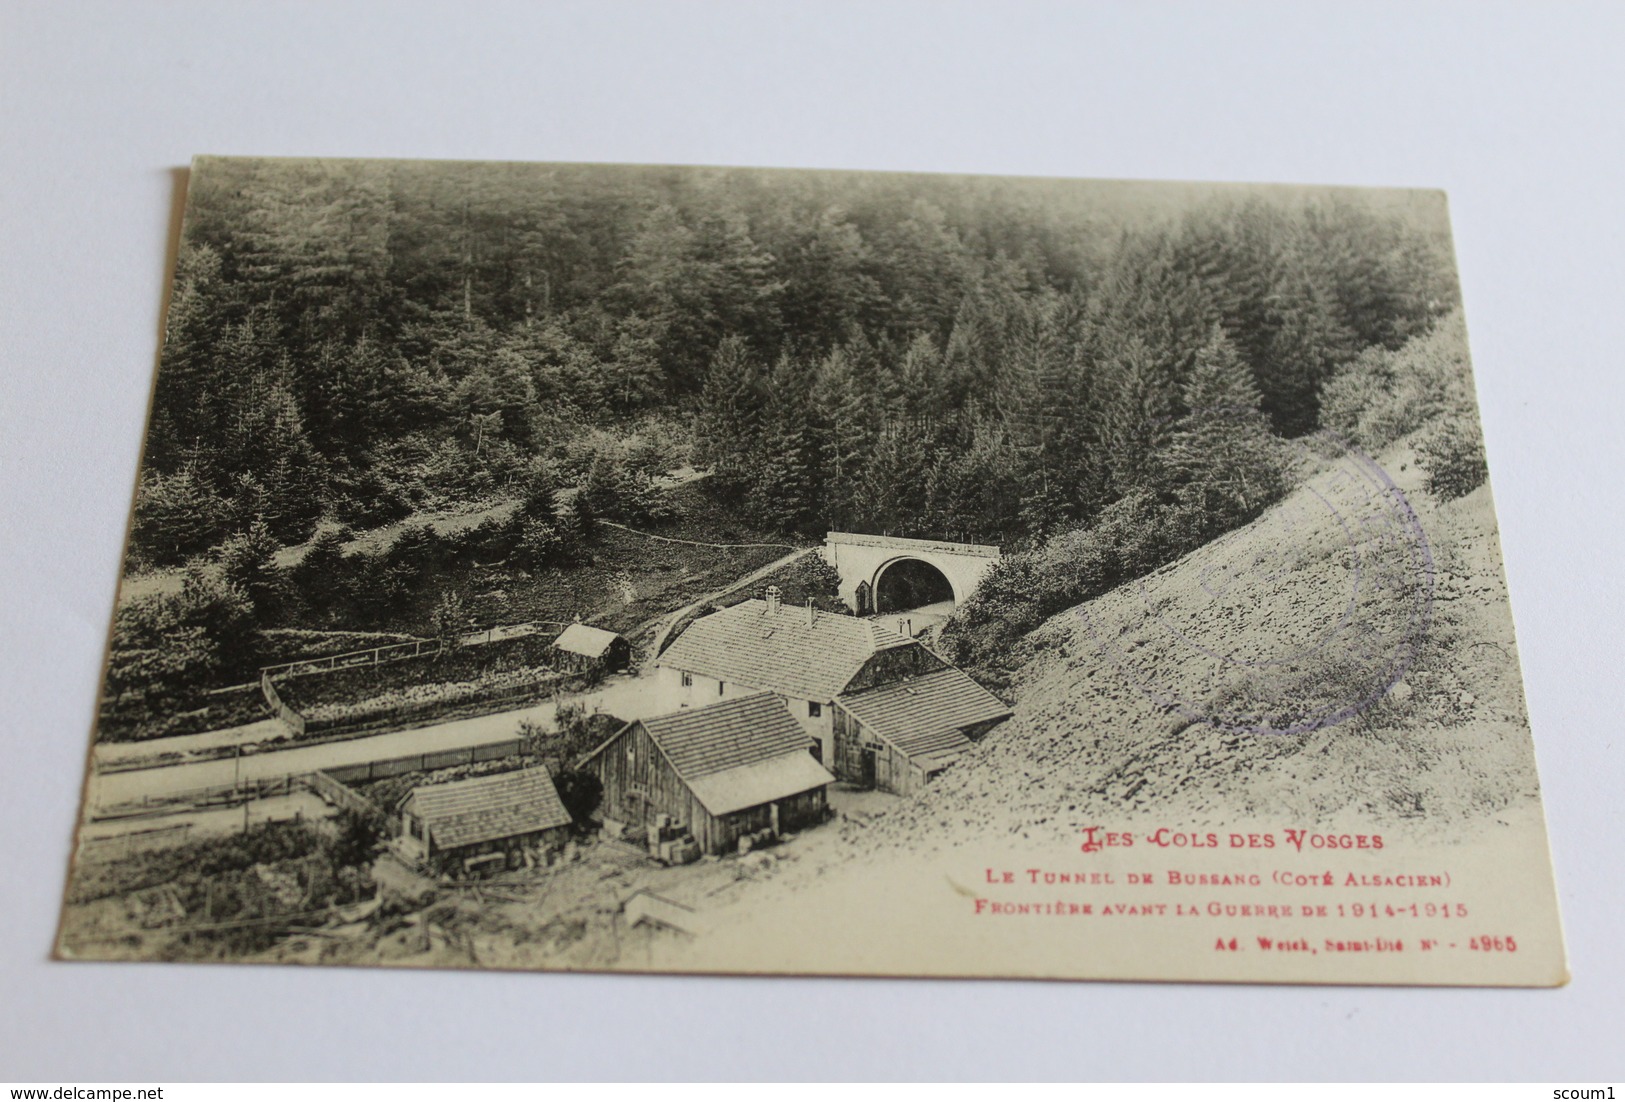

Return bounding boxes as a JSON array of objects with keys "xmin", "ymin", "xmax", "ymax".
[
  {"xmin": 89, "ymin": 666, "xmax": 680, "ymax": 810},
  {"xmin": 92, "ymin": 518, "xmax": 814, "ymax": 813}
]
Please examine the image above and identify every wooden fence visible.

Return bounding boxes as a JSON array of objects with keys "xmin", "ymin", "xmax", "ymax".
[
  {"xmin": 307, "ymin": 770, "xmax": 387, "ymax": 819},
  {"xmin": 320, "ymin": 738, "xmax": 525, "ymax": 786},
  {"xmin": 80, "ymin": 822, "xmax": 194, "ymax": 858},
  {"xmin": 92, "ymin": 773, "xmax": 306, "ymax": 821},
  {"xmin": 623, "ymin": 888, "xmax": 706, "ymax": 935},
  {"xmin": 257, "ymin": 622, "xmax": 571, "ymax": 740},
  {"xmin": 260, "ymin": 638, "xmax": 446, "ymax": 679},
  {"xmin": 294, "ymin": 672, "xmax": 567, "ymax": 741},
  {"xmin": 257, "ymin": 620, "xmax": 572, "ymax": 680},
  {"xmin": 260, "ymin": 671, "xmax": 307, "ymax": 737},
  {"xmin": 109, "ymin": 672, "xmax": 567, "ymax": 777},
  {"xmin": 94, "ymin": 750, "xmax": 513, "ymax": 824}
]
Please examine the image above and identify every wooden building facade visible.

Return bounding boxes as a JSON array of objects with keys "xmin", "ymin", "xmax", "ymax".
[
  {"xmin": 831, "ymin": 667, "xmax": 1013, "ymax": 796},
  {"xmin": 550, "ymin": 622, "xmax": 632, "ymax": 676},
  {"xmin": 396, "ymin": 766, "xmax": 573, "ymax": 876},
  {"xmin": 580, "ymin": 694, "xmax": 834, "ymax": 856},
  {"xmin": 655, "ymin": 585, "xmax": 1011, "ymax": 799}
]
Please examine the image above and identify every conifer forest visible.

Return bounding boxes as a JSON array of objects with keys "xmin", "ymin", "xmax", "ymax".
[
  {"xmin": 139, "ymin": 160, "xmax": 1460, "ymax": 559},
  {"xmin": 114, "ymin": 160, "xmax": 1483, "ymax": 724}
]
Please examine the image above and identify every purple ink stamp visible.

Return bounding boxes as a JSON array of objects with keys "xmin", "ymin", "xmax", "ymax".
[{"xmin": 1079, "ymin": 429, "xmax": 1435, "ymax": 735}]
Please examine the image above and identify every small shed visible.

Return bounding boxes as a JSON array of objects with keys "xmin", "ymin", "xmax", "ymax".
[
  {"xmin": 579, "ymin": 694, "xmax": 834, "ymax": 855},
  {"xmin": 551, "ymin": 622, "xmax": 632, "ymax": 675},
  {"xmin": 832, "ymin": 667, "xmax": 1012, "ymax": 795},
  {"xmin": 397, "ymin": 766, "xmax": 573, "ymax": 876}
]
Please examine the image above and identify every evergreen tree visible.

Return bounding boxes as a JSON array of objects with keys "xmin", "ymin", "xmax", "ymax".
[
  {"xmin": 223, "ymin": 370, "xmax": 325, "ymax": 543},
  {"xmin": 453, "ymin": 348, "xmax": 539, "ymax": 449},
  {"xmin": 1095, "ymin": 335, "xmax": 1178, "ymax": 501},
  {"xmin": 809, "ymin": 344, "xmax": 875, "ymax": 529},
  {"xmin": 148, "ymin": 243, "xmax": 232, "ymax": 471},
  {"xmin": 174, "ymin": 567, "xmax": 258, "ymax": 677},
  {"xmin": 1256, "ymin": 270, "xmax": 1356, "ymax": 437},
  {"xmin": 218, "ymin": 519, "xmax": 288, "ymax": 625},
  {"xmin": 429, "ymin": 590, "xmax": 469, "ymax": 648},
  {"xmin": 132, "ymin": 160, "xmax": 1457, "ymax": 569},
  {"xmin": 291, "ymin": 528, "xmax": 351, "ymax": 624},
  {"xmin": 997, "ymin": 294, "xmax": 1082, "ymax": 537},
  {"xmin": 694, "ymin": 336, "xmax": 763, "ymax": 489},
  {"xmin": 747, "ymin": 356, "xmax": 819, "ymax": 533},
  {"xmin": 887, "ymin": 331, "xmax": 943, "ymax": 426},
  {"xmin": 606, "ymin": 312, "xmax": 665, "ymax": 410},
  {"xmin": 850, "ymin": 419, "xmax": 932, "ymax": 536},
  {"xmin": 773, "ymin": 205, "xmax": 882, "ymax": 352},
  {"xmin": 1154, "ymin": 326, "xmax": 1286, "ymax": 523},
  {"xmin": 876, "ymin": 198, "xmax": 968, "ymax": 342},
  {"xmin": 130, "ymin": 467, "xmax": 232, "ymax": 566}
]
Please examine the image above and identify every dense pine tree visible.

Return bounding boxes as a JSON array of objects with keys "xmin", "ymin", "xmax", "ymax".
[
  {"xmin": 135, "ymin": 159, "xmax": 1455, "ymax": 563},
  {"xmin": 1153, "ymin": 327, "xmax": 1287, "ymax": 521}
]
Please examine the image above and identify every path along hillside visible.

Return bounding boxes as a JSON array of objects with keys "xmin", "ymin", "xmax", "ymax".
[{"xmin": 840, "ymin": 436, "xmax": 1540, "ymax": 860}]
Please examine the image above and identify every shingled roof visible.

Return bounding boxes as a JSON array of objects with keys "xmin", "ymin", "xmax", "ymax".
[
  {"xmin": 641, "ymin": 693, "xmax": 813, "ymax": 777},
  {"xmin": 658, "ymin": 599, "xmax": 911, "ymax": 702},
  {"xmin": 404, "ymin": 767, "xmax": 572, "ymax": 851},
  {"xmin": 632, "ymin": 694, "xmax": 834, "ymax": 816},
  {"xmin": 836, "ymin": 667, "xmax": 1012, "ymax": 766},
  {"xmin": 552, "ymin": 622, "xmax": 622, "ymax": 658}
]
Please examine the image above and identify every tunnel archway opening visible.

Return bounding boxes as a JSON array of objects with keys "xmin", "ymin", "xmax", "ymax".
[{"xmin": 874, "ymin": 558, "xmax": 956, "ymax": 614}]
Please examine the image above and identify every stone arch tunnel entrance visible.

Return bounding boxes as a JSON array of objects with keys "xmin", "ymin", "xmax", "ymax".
[
  {"xmin": 873, "ymin": 558, "xmax": 956, "ymax": 614},
  {"xmin": 823, "ymin": 532, "xmax": 1002, "ymax": 623}
]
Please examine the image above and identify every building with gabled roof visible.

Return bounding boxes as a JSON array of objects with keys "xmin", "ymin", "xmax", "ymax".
[
  {"xmin": 832, "ymin": 667, "xmax": 1012, "ymax": 795},
  {"xmin": 550, "ymin": 621, "xmax": 632, "ymax": 676},
  {"xmin": 396, "ymin": 766, "xmax": 573, "ymax": 875},
  {"xmin": 655, "ymin": 587, "xmax": 935, "ymax": 764},
  {"xmin": 659, "ymin": 592, "xmax": 913, "ymax": 704},
  {"xmin": 578, "ymin": 693, "xmax": 834, "ymax": 855},
  {"xmin": 653, "ymin": 586, "xmax": 1010, "ymax": 792}
]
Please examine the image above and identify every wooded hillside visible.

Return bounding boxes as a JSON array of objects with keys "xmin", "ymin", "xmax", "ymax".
[{"xmin": 135, "ymin": 159, "xmax": 1459, "ymax": 564}]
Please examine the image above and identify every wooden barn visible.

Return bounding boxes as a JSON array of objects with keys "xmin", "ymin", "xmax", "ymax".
[
  {"xmin": 550, "ymin": 622, "xmax": 632, "ymax": 676},
  {"xmin": 579, "ymin": 693, "xmax": 835, "ymax": 856},
  {"xmin": 831, "ymin": 667, "xmax": 1012, "ymax": 796},
  {"xmin": 396, "ymin": 766, "xmax": 573, "ymax": 876}
]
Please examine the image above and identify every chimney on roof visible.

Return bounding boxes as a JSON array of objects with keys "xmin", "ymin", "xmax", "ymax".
[
  {"xmin": 806, "ymin": 597, "xmax": 815, "ymax": 628},
  {"xmin": 765, "ymin": 585, "xmax": 781, "ymax": 616}
]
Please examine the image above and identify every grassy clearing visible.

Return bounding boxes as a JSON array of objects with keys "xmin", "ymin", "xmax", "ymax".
[
  {"xmin": 59, "ymin": 815, "xmax": 378, "ymax": 962},
  {"xmin": 99, "ymin": 481, "xmax": 796, "ymax": 743}
]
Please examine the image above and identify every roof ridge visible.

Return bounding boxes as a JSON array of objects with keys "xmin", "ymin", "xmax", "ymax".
[
  {"xmin": 412, "ymin": 764, "xmax": 553, "ymax": 794},
  {"xmin": 637, "ymin": 694, "xmax": 809, "ymax": 782},
  {"xmin": 658, "ymin": 601, "xmax": 899, "ymax": 701}
]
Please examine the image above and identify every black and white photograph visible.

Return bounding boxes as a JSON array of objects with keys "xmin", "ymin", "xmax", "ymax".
[
  {"xmin": 54, "ymin": 157, "xmax": 1564, "ymax": 985},
  {"xmin": 12, "ymin": 0, "xmax": 1625, "ymax": 1088}
]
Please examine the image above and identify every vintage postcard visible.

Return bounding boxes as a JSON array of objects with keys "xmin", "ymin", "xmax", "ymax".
[{"xmin": 58, "ymin": 157, "xmax": 1565, "ymax": 985}]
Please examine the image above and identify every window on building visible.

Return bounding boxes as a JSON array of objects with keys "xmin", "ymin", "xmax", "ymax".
[
  {"xmin": 809, "ymin": 701, "xmax": 822, "ymax": 718},
  {"xmin": 680, "ymin": 671, "xmax": 693, "ymax": 688},
  {"xmin": 718, "ymin": 680, "xmax": 726, "ymax": 695}
]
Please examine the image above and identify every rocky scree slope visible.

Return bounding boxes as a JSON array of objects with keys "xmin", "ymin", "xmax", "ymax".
[{"xmin": 862, "ymin": 439, "xmax": 1540, "ymax": 855}]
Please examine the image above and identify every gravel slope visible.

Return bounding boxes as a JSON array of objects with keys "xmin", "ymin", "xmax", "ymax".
[{"xmin": 832, "ymin": 437, "xmax": 1540, "ymax": 859}]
